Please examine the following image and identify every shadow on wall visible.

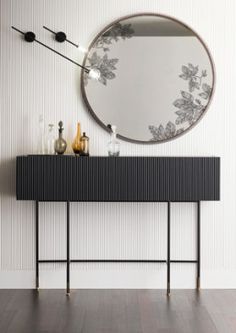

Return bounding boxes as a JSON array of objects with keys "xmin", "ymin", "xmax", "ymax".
[{"xmin": 0, "ymin": 158, "xmax": 16, "ymax": 197}]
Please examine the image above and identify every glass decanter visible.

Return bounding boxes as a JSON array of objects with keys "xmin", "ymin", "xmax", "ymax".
[
  {"xmin": 54, "ymin": 121, "xmax": 67, "ymax": 155},
  {"xmin": 107, "ymin": 125, "xmax": 120, "ymax": 156}
]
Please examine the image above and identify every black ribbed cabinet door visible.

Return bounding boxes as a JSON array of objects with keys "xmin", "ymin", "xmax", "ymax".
[{"xmin": 16, "ymin": 156, "xmax": 220, "ymax": 202}]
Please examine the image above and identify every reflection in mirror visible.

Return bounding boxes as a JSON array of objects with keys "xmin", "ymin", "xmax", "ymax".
[{"xmin": 81, "ymin": 14, "xmax": 214, "ymax": 143}]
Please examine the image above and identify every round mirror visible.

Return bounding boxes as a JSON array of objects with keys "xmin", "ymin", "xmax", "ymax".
[{"xmin": 81, "ymin": 13, "xmax": 215, "ymax": 143}]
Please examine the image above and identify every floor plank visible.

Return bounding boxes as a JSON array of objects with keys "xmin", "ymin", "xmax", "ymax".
[{"xmin": 0, "ymin": 290, "xmax": 235, "ymax": 333}]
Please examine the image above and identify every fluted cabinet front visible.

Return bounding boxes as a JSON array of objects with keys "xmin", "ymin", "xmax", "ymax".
[{"xmin": 16, "ymin": 156, "xmax": 220, "ymax": 202}]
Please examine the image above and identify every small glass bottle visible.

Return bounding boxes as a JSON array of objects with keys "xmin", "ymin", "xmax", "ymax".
[
  {"xmin": 72, "ymin": 122, "xmax": 81, "ymax": 156},
  {"xmin": 107, "ymin": 125, "xmax": 120, "ymax": 156},
  {"xmin": 80, "ymin": 132, "xmax": 89, "ymax": 156},
  {"xmin": 46, "ymin": 124, "xmax": 55, "ymax": 154},
  {"xmin": 38, "ymin": 114, "xmax": 45, "ymax": 154},
  {"xmin": 54, "ymin": 121, "xmax": 67, "ymax": 154}
]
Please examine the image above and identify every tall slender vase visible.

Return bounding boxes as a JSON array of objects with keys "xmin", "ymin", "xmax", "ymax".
[
  {"xmin": 72, "ymin": 122, "xmax": 81, "ymax": 155},
  {"xmin": 38, "ymin": 114, "xmax": 45, "ymax": 154}
]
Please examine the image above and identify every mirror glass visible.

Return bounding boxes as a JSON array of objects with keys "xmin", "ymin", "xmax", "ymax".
[{"xmin": 81, "ymin": 14, "xmax": 214, "ymax": 143}]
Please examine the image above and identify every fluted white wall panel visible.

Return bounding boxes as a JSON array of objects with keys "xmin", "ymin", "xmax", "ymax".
[{"xmin": 0, "ymin": 0, "xmax": 235, "ymax": 288}]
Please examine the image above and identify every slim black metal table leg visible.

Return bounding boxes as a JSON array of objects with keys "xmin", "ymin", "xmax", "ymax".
[
  {"xmin": 35, "ymin": 201, "xmax": 39, "ymax": 291},
  {"xmin": 66, "ymin": 201, "xmax": 70, "ymax": 296},
  {"xmin": 197, "ymin": 201, "xmax": 201, "ymax": 290},
  {"xmin": 167, "ymin": 201, "xmax": 171, "ymax": 296}
]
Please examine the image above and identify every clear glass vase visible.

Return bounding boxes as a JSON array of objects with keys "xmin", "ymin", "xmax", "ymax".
[
  {"xmin": 38, "ymin": 114, "xmax": 45, "ymax": 154},
  {"xmin": 46, "ymin": 124, "xmax": 55, "ymax": 154}
]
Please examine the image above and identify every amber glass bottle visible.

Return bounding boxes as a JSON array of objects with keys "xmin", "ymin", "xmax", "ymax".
[
  {"xmin": 72, "ymin": 122, "xmax": 81, "ymax": 155},
  {"xmin": 80, "ymin": 132, "xmax": 89, "ymax": 156}
]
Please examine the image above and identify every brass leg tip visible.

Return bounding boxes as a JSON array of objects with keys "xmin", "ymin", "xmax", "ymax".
[
  {"xmin": 66, "ymin": 292, "xmax": 70, "ymax": 297},
  {"xmin": 197, "ymin": 277, "xmax": 200, "ymax": 291},
  {"xmin": 36, "ymin": 287, "xmax": 39, "ymax": 292},
  {"xmin": 167, "ymin": 282, "xmax": 170, "ymax": 296}
]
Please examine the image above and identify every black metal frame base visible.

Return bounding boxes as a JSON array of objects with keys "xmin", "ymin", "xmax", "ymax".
[{"xmin": 35, "ymin": 201, "xmax": 201, "ymax": 296}]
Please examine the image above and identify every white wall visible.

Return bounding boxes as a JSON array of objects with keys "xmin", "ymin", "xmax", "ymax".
[{"xmin": 0, "ymin": 0, "xmax": 235, "ymax": 289}]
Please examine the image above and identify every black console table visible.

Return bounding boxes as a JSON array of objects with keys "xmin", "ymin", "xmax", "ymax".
[{"xmin": 16, "ymin": 156, "xmax": 220, "ymax": 296}]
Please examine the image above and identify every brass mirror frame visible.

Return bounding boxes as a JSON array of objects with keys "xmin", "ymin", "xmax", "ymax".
[{"xmin": 81, "ymin": 12, "xmax": 215, "ymax": 144}]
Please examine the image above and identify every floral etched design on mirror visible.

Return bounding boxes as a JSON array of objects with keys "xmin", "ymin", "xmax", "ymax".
[{"xmin": 81, "ymin": 13, "xmax": 215, "ymax": 144}]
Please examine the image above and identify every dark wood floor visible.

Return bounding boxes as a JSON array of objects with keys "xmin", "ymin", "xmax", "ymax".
[{"xmin": 0, "ymin": 290, "xmax": 236, "ymax": 333}]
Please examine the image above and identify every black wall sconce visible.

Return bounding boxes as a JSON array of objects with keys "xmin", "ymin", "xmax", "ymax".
[
  {"xmin": 43, "ymin": 26, "xmax": 79, "ymax": 48},
  {"xmin": 11, "ymin": 26, "xmax": 100, "ymax": 79}
]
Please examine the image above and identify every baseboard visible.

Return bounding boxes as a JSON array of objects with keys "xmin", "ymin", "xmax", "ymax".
[{"xmin": 0, "ymin": 268, "xmax": 236, "ymax": 289}]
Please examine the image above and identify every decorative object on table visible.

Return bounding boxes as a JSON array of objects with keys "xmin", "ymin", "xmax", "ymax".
[
  {"xmin": 46, "ymin": 124, "xmax": 55, "ymax": 154},
  {"xmin": 11, "ymin": 26, "xmax": 100, "ymax": 80},
  {"xmin": 81, "ymin": 13, "xmax": 215, "ymax": 144},
  {"xmin": 54, "ymin": 121, "xmax": 67, "ymax": 154},
  {"xmin": 80, "ymin": 132, "xmax": 90, "ymax": 156},
  {"xmin": 38, "ymin": 114, "xmax": 45, "ymax": 154},
  {"xmin": 72, "ymin": 122, "xmax": 82, "ymax": 155},
  {"xmin": 107, "ymin": 124, "xmax": 120, "ymax": 157}
]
